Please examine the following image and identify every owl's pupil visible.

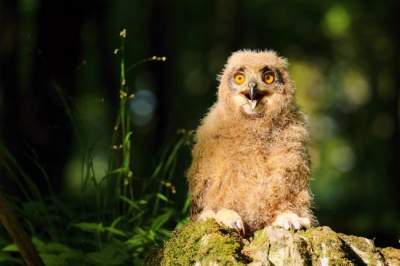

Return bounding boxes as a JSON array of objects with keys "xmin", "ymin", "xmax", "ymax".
[{"xmin": 234, "ymin": 74, "xmax": 245, "ymax": 84}]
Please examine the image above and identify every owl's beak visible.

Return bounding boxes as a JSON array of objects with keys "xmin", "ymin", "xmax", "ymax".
[
  {"xmin": 242, "ymin": 82, "xmax": 270, "ymax": 110},
  {"xmin": 249, "ymin": 99, "xmax": 257, "ymax": 110},
  {"xmin": 249, "ymin": 85, "xmax": 257, "ymax": 101},
  {"xmin": 248, "ymin": 82, "xmax": 258, "ymax": 110}
]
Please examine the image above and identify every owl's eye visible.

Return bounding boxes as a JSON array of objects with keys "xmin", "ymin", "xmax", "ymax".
[
  {"xmin": 233, "ymin": 73, "xmax": 246, "ymax": 85},
  {"xmin": 263, "ymin": 71, "xmax": 275, "ymax": 84}
]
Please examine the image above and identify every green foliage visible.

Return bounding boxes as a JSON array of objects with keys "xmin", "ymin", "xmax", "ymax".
[{"xmin": 0, "ymin": 30, "xmax": 191, "ymax": 265}]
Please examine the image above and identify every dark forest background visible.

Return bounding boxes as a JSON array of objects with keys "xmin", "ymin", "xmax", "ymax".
[{"xmin": 0, "ymin": 0, "xmax": 399, "ymax": 263}]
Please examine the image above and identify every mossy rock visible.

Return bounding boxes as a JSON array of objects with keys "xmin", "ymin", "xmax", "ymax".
[
  {"xmin": 150, "ymin": 221, "xmax": 400, "ymax": 266},
  {"xmin": 381, "ymin": 247, "xmax": 400, "ymax": 266},
  {"xmin": 151, "ymin": 220, "xmax": 247, "ymax": 266}
]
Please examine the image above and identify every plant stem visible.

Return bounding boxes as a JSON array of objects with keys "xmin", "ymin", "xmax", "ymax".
[
  {"xmin": 0, "ymin": 191, "xmax": 44, "ymax": 266},
  {"xmin": 116, "ymin": 28, "xmax": 134, "ymax": 213}
]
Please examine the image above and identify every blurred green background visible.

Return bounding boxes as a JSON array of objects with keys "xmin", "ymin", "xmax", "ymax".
[{"xmin": 0, "ymin": 0, "xmax": 399, "ymax": 253}]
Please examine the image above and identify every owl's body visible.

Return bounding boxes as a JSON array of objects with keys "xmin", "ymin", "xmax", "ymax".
[{"xmin": 187, "ymin": 50, "xmax": 315, "ymax": 233}]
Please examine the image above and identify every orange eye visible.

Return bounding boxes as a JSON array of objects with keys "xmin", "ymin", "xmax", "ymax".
[
  {"xmin": 263, "ymin": 72, "xmax": 275, "ymax": 84},
  {"xmin": 234, "ymin": 73, "xmax": 246, "ymax": 85}
]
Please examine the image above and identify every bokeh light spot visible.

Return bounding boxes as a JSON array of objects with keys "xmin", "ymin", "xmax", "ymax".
[
  {"xmin": 130, "ymin": 89, "xmax": 157, "ymax": 127},
  {"xmin": 329, "ymin": 144, "xmax": 355, "ymax": 172},
  {"xmin": 323, "ymin": 5, "xmax": 351, "ymax": 38},
  {"xmin": 343, "ymin": 70, "xmax": 370, "ymax": 107},
  {"xmin": 291, "ymin": 62, "xmax": 323, "ymax": 114}
]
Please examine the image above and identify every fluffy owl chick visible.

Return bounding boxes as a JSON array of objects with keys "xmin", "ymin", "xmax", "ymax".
[{"xmin": 187, "ymin": 50, "xmax": 316, "ymax": 234}]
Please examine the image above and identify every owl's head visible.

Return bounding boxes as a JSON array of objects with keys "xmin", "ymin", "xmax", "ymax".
[{"xmin": 218, "ymin": 50, "xmax": 294, "ymax": 118}]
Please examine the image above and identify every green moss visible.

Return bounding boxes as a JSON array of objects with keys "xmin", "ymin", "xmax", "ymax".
[
  {"xmin": 299, "ymin": 226, "xmax": 355, "ymax": 265},
  {"xmin": 249, "ymin": 229, "xmax": 269, "ymax": 248},
  {"xmin": 159, "ymin": 220, "xmax": 245, "ymax": 266},
  {"xmin": 242, "ymin": 229, "xmax": 268, "ymax": 255},
  {"xmin": 241, "ymin": 230, "xmax": 269, "ymax": 263},
  {"xmin": 196, "ymin": 232, "xmax": 244, "ymax": 265}
]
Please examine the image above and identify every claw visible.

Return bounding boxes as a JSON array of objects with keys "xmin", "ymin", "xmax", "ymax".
[
  {"xmin": 272, "ymin": 211, "xmax": 311, "ymax": 230},
  {"xmin": 215, "ymin": 208, "xmax": 245, "ymax": 235}
]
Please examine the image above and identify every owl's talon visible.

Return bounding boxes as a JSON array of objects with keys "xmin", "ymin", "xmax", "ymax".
[
  {"xmin": 215, "ymin": 208, "xmax": 245, "ymax": 235},
  {"xmin": 272, "ymin": 211, "xmax": 311, "ymax": 230}
]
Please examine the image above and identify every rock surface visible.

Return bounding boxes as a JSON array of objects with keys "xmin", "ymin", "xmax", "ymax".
[{"xmin": 150, "ymin": 220, "xmax": 400, "ymax": 266}]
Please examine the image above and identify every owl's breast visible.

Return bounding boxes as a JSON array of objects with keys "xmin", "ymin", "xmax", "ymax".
[{"xmin": 203, "ymin": 134, "xmax": 272, "ymax": 196}]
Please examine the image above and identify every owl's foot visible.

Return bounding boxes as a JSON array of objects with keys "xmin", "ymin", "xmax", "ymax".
[
  {"xmin": 197, "ymin": 209, "xmax": 216, "ymax": 221},
  {"xmin": 197, "ymin": 208, "xmax": 245, "ymax": 234},
  {"xmin": 215, "ymin": 208, "xmax": 245, "ymax": 235},
  {"xmin": 272, "ymin": 211, "xmax": 311, "ymax": 230}
]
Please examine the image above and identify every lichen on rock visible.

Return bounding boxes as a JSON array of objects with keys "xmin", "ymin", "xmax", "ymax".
[
  {"xmin": 339, "ymin": 233, "xmax": 386, "ymax": 265},
  {"xmin": 298, "ymin": 226, "xmax": 357, "ymax": 265},
  {"xmin": 151, "ymin": 221, "xmax": 400, "ymax": 266},
  {"xmin": 243, "ymin": 227, "xmax": 311, "ymax": 266},
  {"xmin": 381, "ymin": 247, "xmax": 400, "ymax": 266}
]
